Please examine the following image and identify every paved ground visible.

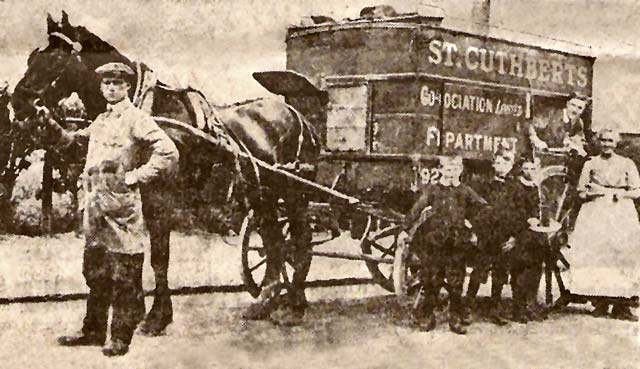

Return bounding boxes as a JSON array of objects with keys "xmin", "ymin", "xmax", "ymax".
[
  {"xmin": 0, "ymin": 285, "xmax": 638, "ymax": 369},
  {"xmin": 1, "ymin": 233, "xmax": 639, "ymax": 368}
]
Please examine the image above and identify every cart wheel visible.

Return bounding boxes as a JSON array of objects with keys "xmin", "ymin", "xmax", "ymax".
[
  {"xmin": 392, "ymin": 240, "xmax": 422, "ymax": 306},
  {"xmin": 240, "ymin": 210, "xmax": 264, "ymax": 298},
  {"xmin": 360, "ymin": 216, "xmax": 401, "ymax": 292},
  {"xmin": 240, "ymin": 206, "xmax": 312, "ymax": 298}
]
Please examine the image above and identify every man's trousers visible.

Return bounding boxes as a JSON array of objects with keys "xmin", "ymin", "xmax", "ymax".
[{"xmin": 80, "ymin": 246, "xmax": 145, "ymax": 345}]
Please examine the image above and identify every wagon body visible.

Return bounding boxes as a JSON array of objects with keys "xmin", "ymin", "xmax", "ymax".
[
  {"xmin": 247, "ymin": 8, "xmax": 604, "ymax": 304},
  {"xmin": 255, "ymin": 12, "xmax": 595, "ymax": 211}
]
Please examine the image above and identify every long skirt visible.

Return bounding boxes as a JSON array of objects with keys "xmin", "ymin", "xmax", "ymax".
[{"xmin": 564, "ymin": 195, "xmax": 640, "ymax": 297}]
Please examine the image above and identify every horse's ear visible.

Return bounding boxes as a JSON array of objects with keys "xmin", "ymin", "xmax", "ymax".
[
  {"xmin": 61, "ymin": 10, "xmax": 69, "ymax": 26},
  {"xmin": 47, "ymin": 13, "xmax": 58, "ymax": 34}
]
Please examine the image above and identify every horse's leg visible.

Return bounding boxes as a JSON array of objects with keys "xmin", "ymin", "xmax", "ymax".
[
  {"xmin": 242, "ymin": 196, "xmax": 285, "ymax": 320},
  {"xmin": 286, "ymin": 195, "xmax": 311, "ymax": 311},
  {"xmin": 139, "ymin": 186, "xmax": 173, "ymax": 336},
  {"xmin": 269, "ymin": 195, "xmax": 311, "ymax": 326}
]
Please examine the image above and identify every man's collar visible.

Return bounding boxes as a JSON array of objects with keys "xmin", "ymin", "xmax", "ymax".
[
  {"xmin": 600, "ymin": 151, "xmax": 617, "ymax": 160},
  {"xmin": 106, "ymin": 98, "xmax": 132, "ymax": 114},
  {"xmin": 440, "ymin": 178, "xmax": 461, "ymax": 187},
  {"xmin": 493, "ymin": 176, "xmax": 506, "ymax": 183}
]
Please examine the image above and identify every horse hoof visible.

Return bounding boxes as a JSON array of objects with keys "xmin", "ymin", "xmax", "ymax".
[
  {"xmin": 137, "ymin": 324, "xmax": 167, "ymax": 337},
  {"xmin": 137, "ymin": 318, "xmax": 172, "ymax": 337},
  {"xmin": 242, "ymin": 302, "xmax": 274, "ymax": 321},
  {"xmin": 270, "ymin": 306, "xmax": 304, "ymax": 327}
]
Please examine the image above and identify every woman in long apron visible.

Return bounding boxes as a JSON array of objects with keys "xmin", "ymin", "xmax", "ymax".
[{"xmin": 565, "ymin": 129, "xmax": 640, "ymax": 321}]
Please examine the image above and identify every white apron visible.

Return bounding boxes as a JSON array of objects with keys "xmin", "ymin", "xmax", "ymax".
[
  {"xmin": 563, "ymin": 153, "xmax": 640, "ymax": 297},
  {"xmin": 565, "ymin": 194, "xmax": 640, "ymax": 297}
]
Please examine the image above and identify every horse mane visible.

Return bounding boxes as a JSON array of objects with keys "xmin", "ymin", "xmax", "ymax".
[
  {"xmin": 74, "ymin": 26, "xmax": 123, "ymax": 55},
  {"xmin": 65, "ymin": 22, "xmax": 214, "ymax": 110}
]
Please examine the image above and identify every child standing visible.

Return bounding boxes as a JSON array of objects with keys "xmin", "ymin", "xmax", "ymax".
[
  {"xmin": 501, "ymin": 158, "xmax": 548, "ymax": 323},
  {"xmin": 400, "ymin": 155, "xmax": 487, "ymax": 334},
  {"xmin": 466, "ymin": 148, "xmax": 516, "ymax": 325}
]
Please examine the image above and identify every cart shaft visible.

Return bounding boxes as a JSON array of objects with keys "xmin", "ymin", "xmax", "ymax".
[{"xmin": 310, "ymin": 250, "xmax": 395, "ymax": 264}]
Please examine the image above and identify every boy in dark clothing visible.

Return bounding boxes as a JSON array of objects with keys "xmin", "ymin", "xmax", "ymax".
[
  {"xmin": 500, "ymin": 158, "xmax": 548, "ymax": 323},
  {"xmin": 466, "ymin": 149, "xmax": 516, "ymax": 326},
  {"xmin": 400, "ymin": 155, "xmax": 487, "ymax": 334}
]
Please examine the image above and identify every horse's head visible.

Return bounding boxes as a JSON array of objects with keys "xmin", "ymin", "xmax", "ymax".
[
  {"xmin": 13, "ymin": 13, "xmax": 85, "ymax": 123},
  {"xmin": 12, "ymin": 11, "xmax": 131, "ymax": 132}
]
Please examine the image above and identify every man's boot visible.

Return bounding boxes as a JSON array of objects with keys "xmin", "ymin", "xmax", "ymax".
[
  {"xmin": 449, "ymin": 314, "xmax": 467, "ymax": 335},
  {"xmin": 102, "ymin": 339, "xmax": 129, "ymax": 357},
  {"xmin": 511, "ymin": 295, "xmax": 528, "ymax": 324},
  {"xmin": 58, "ymin": 333, "xmax": 104, "ymax": 347},
  {"xmin": 525, "ymin": 308, "xmax": 544, "ymax": 322},
  {"xmin": 411, "ymin": 311, "xmax": 437, "ymax": 332},
  {"xmin": 487, "ymin": 299, "xmax": 508, "ymax": 326},
  {"xmin": 511, "ymin": 304, "xmax": 529, "ymax": 324},
  {"xmin": 410, "ymin": 295, "xmax": 437, "ymax": 332}
]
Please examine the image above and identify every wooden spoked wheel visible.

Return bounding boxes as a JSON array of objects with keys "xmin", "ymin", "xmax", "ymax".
[
  {"xmin": 392, "ymin": 239, "xmax": 423, "ymax": 306},
  {"xmin": 240, "ymin": 210, "xmax": 265, "ymax": 298},
  {"xmin": 360, "ymin": 216, "xmax": 402, "ymax": 292},
  {"xmin": 240, "ymin": 207, "xmax": 312, "ymax": 299}
]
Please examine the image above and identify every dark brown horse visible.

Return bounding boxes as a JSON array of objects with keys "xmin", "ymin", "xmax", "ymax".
[{"xmin": 11, "ymin": 12, "xmax": 320, "ymax": 333}]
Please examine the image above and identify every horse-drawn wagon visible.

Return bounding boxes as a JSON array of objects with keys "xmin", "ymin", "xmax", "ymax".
[
  {"xmin": 12, "ymin": 9, "xmax": 634, "ymax": 328},
  {"xmin": 244, "ymin": 6, "xmax": 614, "ymax": 311}
]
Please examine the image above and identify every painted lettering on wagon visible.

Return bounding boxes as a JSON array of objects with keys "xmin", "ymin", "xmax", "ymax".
[
  {"xmin": 426, "ymin": 39, "xmax": 589, "ymax": 88},
  {"xmin": 424, "ymin": 126, "xmax": 518, "ymax": 153},
  {"xmin": 420, "ymin": 85, "xmax": 524, "ymax": 117}
]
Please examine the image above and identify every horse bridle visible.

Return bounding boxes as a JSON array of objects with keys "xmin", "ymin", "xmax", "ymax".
[{"xmin": 21, "ymin": 32, "xmax": 84, "ymax": 119}]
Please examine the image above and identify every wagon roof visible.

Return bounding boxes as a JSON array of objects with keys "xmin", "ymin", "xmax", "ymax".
[{"xmin": 287, "ymin": 21, "xmax": 595, "ymax": 62}]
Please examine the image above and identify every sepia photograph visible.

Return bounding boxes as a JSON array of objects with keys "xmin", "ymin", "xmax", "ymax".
[{"xmin": 0, "ymin": 0, "xmax": 639, "ymax": 367}]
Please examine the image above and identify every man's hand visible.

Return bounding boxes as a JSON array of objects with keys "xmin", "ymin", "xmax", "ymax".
[
  {"xmin": 531, "ymin": 137, "xmax": 548, "ymax": 152},
  {"xmin": 502, "ymin": 236, "xmax": 516, "ymax": 252},
  {"xmin": 124, "ymin": 171, "xmax": 138, "ymax": 188},
  {"xmin": 584, "ymin": 183, "xmax": 606, "ymax": 198},
  {"xmin": 564, "ymin": 136, "xmax": 588, "ymax": 157},
  {"xmin": 33, "ymin": 103, "xmax": 64, "ymax": 138}
]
